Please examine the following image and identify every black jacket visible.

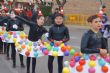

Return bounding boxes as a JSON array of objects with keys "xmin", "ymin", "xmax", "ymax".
[
  {"xmin": 0, "ymin": 16, "xmax": 9, "ymax": 26},
  {"xmin": 6, "ymin": 18, "xmax": 24, "ymax": 31},
  {"xmin": 48, "ymin": 24, "xmax": 70, "ymax": 43},
  {"xmin": 16, "ymin": 16, "xmax": 47, "ymax": 42},
  {"xmin": 81, "ymin": 30, "xmax": 107, "ymax": 54}
]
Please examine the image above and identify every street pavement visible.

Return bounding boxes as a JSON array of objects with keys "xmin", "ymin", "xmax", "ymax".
[{"xmin": 0, "ymin": 25, "xmax": 110, "ymax": 73}]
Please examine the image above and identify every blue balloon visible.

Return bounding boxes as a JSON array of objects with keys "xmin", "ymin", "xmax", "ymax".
[
  {"xmin": 50, "ymin": 42, "xmax": 54, "ymax": 46},
  {"xmin": 83, "ymin": 54, "xmax": 89, "ymax": 60},
  {"xmin": 64, "ymin": 51, "xmax": 69, "ymax": 56},
  {"xmin": 33, "ymin": 42, "xmax": 37, "ymax": 46},
  {"xmin": 34, "ymin": 52, "xmax": 38, "ymax": 57},
  {"xmin": 75, "ymin": 56, "xmax": 80, "ymax": 62},
  {"xmin": 98, "ymin": 59, "xmax": 106, "ymax": 66},
  {"xmin": 52, "ymin": 47, "xmax": 59, "ymax": 52},
  {"xmin": 42, "ymin": 48, "xmax": 46, "ymax": 52}
]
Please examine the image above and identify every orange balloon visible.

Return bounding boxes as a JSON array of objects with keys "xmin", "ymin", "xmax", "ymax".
[
  {"xmin": 61, "ymin": 46, "xmax": 67, "ymax": 52},
  {"xmin": 21, "ymin": 44, "xmax": 26, "ymax": 49},
  {"xmin": 25, "ymin": 51, "xmax": 30, "ymax": 57},
  {"xmin": 76, "ymin": 65, "xmax": 83, "ymax": 72},
  {"xmin": 74, "ymin": 52, "xmax": 80, "ymax": 57},
  {"xmin": 67, "ymin": 46, "xmax": 72, "ymax": 51},
  {"xmin": 101, "ymin": 66, "xmax": 108, "ymax": 72}
]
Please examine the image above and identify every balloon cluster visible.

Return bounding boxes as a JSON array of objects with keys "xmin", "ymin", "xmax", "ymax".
[
  {"xmin": 41, "ymin": 42, "xmax": 76, "ymax": 57},
  {"xmin": 63, "ymin": 54, "xmax": 110, "ymax": 73}
]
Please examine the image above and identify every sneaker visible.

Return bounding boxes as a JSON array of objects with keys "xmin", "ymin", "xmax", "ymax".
[{"xmin": 21, "ymin": 63, "xmax": 25, "ymax": 68}]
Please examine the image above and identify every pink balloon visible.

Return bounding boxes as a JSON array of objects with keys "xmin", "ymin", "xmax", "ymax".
[
  {"xmin": 105, "ymin": 56, "xmax": 110, "ymax": 62},
  {"xmin": 88, "ymin": 67, "xmax": 95, "ymax": 73},
  {"xmin": 69, "ymin": 61, "xmax": 75, "ymax": 68}
]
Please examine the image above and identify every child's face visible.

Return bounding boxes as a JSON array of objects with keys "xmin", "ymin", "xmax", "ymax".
[
  {"xmin": 10, "ymin": 11, "xmax": 15, "ymax": 18},
  {"xmin": 90, "ymin": 18, "xmax": 102, "ymax": 30},
  {"xmin": 55, "ymin": 16, "xmax": 63, "ymax": 25},
  {"xmin": 37, "ymin": 16, "xmax": 45, "ymax": 26}
]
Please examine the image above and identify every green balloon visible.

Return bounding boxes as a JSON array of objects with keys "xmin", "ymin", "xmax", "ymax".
[
  {"xmin": 29, "ymin": 42, "xmax": 32, "ymax": 46},
  {"xmin": 70, "ymin": 49, "xmax": 75, "ymax": 55},
  {"xmin": 47, "ymin": 45, "xmax": 52, "ymax": 51}
]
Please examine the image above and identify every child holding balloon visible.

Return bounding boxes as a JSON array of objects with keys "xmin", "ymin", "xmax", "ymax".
[
  {"xmin": 81, "ymin": 14, "xmax": 107, "ymax": 55},
  {"xmin": 16, "ymin": 13, "xmax": 47, "ymax": 73},
  {"xmin": 47, "ymin": 13, "xmax": 70, "ymax": 73}
]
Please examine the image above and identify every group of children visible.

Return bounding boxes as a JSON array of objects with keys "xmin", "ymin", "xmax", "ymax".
[{"xmin": 0, "ymin": 8, "xmax": 109, "ymax": 73}]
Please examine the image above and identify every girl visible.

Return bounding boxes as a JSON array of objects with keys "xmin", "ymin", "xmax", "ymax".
[
  {"xmin": 16, "ymin": 13, "xmax": 47, "ymax": 73},
  {"xmin": 0, "ymin": 10, "xmax": 8, "ymax": 54},
  {"xmin": 81, "ymin": 14, "xmax": 107, "ymax": 55},
  {"xmin": 47, "ymin": 13, "xmax": 70, "ymax": 73},
  {"xmin": 6, "ymin": 10, "xmax": 25, "ymax": 68}
]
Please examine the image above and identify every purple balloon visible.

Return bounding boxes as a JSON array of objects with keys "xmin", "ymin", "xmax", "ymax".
[
  {"xmin": 75, "ymin": 56, "xmax": 80, "ymax": 62},
  {"xmin": 64, "ymin": 50, "xmax": 69, "ymax": 56}
]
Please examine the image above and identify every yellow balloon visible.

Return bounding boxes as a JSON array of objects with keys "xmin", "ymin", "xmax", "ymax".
[
  {"xmin": 63, "ymin": 67, "xmax": 70, "ymax": 73},
  {"xmin": 15, "ymin": 43, "xmax": 19, "ymax": 47},
  {"xmin": 8, "ymin": 35, "xmax": 11, "ymax": 38},
  {"xmin": 52, "ymin": 51, "xmax": 58, "ymax": 57},
  {"xmin": 88, "ymin": 61, "xmax": 96, "ymax": 67},
  {"xmin": 13, "ymin": 38, "xmax": 17, "ymax": 42},
  {"xmin": 60, "ymin": 43, "xmax": 65, "ymax": 47},
  {"xmin": 27, "ymin": 46, "xmax": 32, "ymax": 52}
]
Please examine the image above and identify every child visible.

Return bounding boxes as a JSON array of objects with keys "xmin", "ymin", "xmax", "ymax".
[
  {"xmin": 47, "ymin": 13, "xmax": 70, "ymax": 73},
  {"xmin": 17, "ymin": 14, "xmax": 47, "ymax": 73},
  {"xmin": 81, "ymin": 14, "xmax": 107, "ymax": 55},
  {"xmin": 6, "ymin": 10, "xmax": 25, "ymax": 68},
  {"xmin": 0, "ymin": 10, "xmax": 8, "ymax": 54}
]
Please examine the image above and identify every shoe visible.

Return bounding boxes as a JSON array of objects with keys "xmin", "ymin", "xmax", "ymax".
[
  {"xmin": 21, "ymin": 63, "xmax": 25, "ymax": 68},
  {"xmin": 12, "ymin": 64, "xmax": 16, "ymax": 68}
]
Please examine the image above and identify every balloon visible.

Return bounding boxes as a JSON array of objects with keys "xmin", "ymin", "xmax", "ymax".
[
  {"xmin": 74, "ymin": 52, "xmax": 80, "ymax": 57},
  {"xmin": 27, "ymin": 46, "xmax": 32, "ymax": 52},
  {"xmin": 79, "ymin": 59, "xmax": 86, "ymax": 66},
  {"xmin": 64, "ymin": 50, "xmax": 69, "ymax": 56},
  {"xmin": 15, "ymin": 43, "xmax": 19, "ymax": 47},
  {"xmin": 29, "ymin": 42, "xmax": 32, "ymax": 46},
  {"xmin": 53, "ymin": 47, "xmax": 58, "ymax": 52},
  {"xmin": 34, "ymin": 52, "xmax": 38, "ymax": 57},
  {"xmin": 88, "ymin": 61, "xmax": 96, "ymax": 67},
  {"xmin": 62, "ymin": 67, "xmax": 70, "ymax": 73},
  {"xmin": 33, "ymin": 42, "xmax": 37, "ymax": 46},
  {"xmin": 67, "ymin": 46, "xmax": 72, "ymax": 51},
  {"xmin": 17, "ymin": 48, "xmax": 22, "ymax": 52},
  {"xmin": 43, "ymin": 50, "xmax": 49, "ymax": 55},
  {"xmin": 21, "ymin": 44, "xmax": 26, "ymax": 49},
  {"xmin": 25, "ymin": 51, "xmax": 30, "ymax": 56},
  {"xmin": 13, "ymin": 38, "xmax": 17, "ymax": 42},
  {"xmin": 104, "ymin": 56, "xmax": 110, "ymax": 62},
  {"xmin": 101, "ymin": 66, "xmax": 108, "ymax": 72},
  {"xmin": 42, "ymin": 48, "xmax": 46, "ymax": 52},
  {"xmin": 60, "ymin": 43, "xmax": 65, "ymax": 47},
  {"xmin": 69, "ymin": 49, "xmax": 75, "ymax": 55},
  {"xmin": 50, "ymin": 42, "xmax": 54, "ymax": 46},
  {"xmin": 52, "ymin": 51, "xmax": 58, "ymax": 57},
  {"xmin": 88, "ymin": 67, "xmax": 95, "ymax": 73},
  {"xmin": 89, "ymin": 55, "xmax": 96, "ymax": 61},
  {"xmin": 75, "ymin": 56, "xmax": 80, "ymax": 62},
  {"xmin": 83, "ymin": 54, "xmax": 89, "ymax": 60},
  {"xmin": 47, "ymin": 45, "xmax": 52, "ymax": 51},
  {"xmin": 64, "ymin": 61, "xmax": 69, "ymax": 67},
  {"xmin": 69, "ymin": 61, "xmax": 75, "ymax": 67},
  {"xmin": 54, "ymin": 42, "xmax": 59, "ymax": 47},
  {"xmin": 76, "ymin": 65, "xmax": 83, "ymax": 72},
  {"xmin": 98, "ymin": 59, "xmax": 106, "ymax": 66}
]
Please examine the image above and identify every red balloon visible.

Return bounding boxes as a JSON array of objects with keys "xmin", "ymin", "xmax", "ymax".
[
  {"xmin": 44, "ymin": 50, "xmax": 49, "ymax": 55},
  {"xmin": 74, "ymin": 52, "xmax": 80, "ymax": 57},
  {"xmin": 101, "ymin": 66, "xmax": 108, "ymax": 72},
  {"xmin": 79, "ymin": 59, "xmax": 86, "ymax": 66},
  {"xmin": 61, "ymin": 46, "xmax": 67, "ymax": 52},
  {"xmin": 25, "ymin": 51, "xmax": 30, "ymax": 57},
  {"xmin": 76, "ymin": 65, "xmax": 83, "ymax": 72}
]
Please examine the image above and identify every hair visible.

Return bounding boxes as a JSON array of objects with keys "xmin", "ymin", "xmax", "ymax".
[
  {"xmin": 54, "ymin": 13, "xmax": 64, "ymax": 19},
  {"xmin": 36, "ymin": 15, "xmax": 44, "ymax": 20},
  {"xmin": 87, "ymin": 14, "xmax": 99, "ymax": 23}
]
